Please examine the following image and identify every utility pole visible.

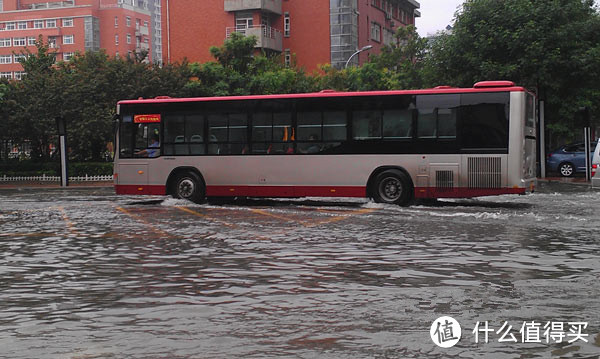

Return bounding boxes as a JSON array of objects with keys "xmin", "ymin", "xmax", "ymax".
[{"xmin": 56, "ymin": 117, "xmax": 68, "ymax": 187}]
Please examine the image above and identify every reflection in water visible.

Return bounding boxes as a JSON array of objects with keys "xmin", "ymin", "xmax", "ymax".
[{"xmin": 0, "ymin": 184, "xmax": 599, "ymax": 358}]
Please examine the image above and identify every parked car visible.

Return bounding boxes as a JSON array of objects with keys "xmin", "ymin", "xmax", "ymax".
[
  {"xmin": 592, "ymin": 140, "xmax": 600, "ymax": 187},
  {"xmin": 546, "ymin": 141, "xmax": 597, "ymax": 177}
]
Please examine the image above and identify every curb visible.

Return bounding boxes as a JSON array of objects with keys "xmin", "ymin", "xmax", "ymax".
[
  {"xmin": 537, "ymin": 178, "xmax": 591, "ymax": 187},
  {"xmin": 0, "ymin": 181, "xmax": 113, "ymax": 190}
]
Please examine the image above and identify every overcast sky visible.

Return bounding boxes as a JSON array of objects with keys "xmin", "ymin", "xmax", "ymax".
[{"xmin": 415, "ymin": 0, "xmax": 465, "ymax": 37}]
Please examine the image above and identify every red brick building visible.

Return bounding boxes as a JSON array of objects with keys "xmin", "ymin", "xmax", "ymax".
[
  {"xmin": 0, "ymin": 0, "xmax": 152, "ymax": 80},
  {"xmin": 162, "ymin": 0, "xmax": 420, "ymax": 71}
]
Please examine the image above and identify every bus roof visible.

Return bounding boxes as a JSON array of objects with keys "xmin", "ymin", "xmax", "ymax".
[{"xmin": 118, "ymin": 82, "xmax": 529, "ymax": 106}]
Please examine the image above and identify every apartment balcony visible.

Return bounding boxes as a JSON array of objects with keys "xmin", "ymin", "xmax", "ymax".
[
  {"xmin": 224, "ymin": 0, "xmax": 282, "ymax": 15},
  {"xmin": 226, "ymin": 25, "xmax": 282, "ymax": 52},
  {"xmin": 135, "ymin": 26, "xmax": 149, "ymax": 37}
]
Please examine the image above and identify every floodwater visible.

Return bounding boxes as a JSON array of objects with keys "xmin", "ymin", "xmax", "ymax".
[{"xmin": 0, "ymin": 183, "xmax": 599, "ymax": 358}]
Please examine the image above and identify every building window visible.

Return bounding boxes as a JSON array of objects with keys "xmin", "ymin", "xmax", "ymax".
[
  {"xmin": 48, "ymin": 37, "xmax": 58, "ymax": 48},
  {"xmin": 284, "ymin": 13, "xmax": 290, "ymax": 37},
  {"xmin": 34, "ymin": 20, "xmax": 44, "ymax": 29},
  {"xmin": 63, "ymin": 35, "xmax": 74, "ymax": 45},
  {"xmin": 62, "ymin": 18, "xmax": 73, "ymax": 27},
  {"xmin": 13, "ymin": 53, "xmax": 26, "ymax": 62},
  {"xmin": 115, "ymin": 34, "xmax": 119, "ymax": 45},
  {"xmin": 12, "ymin": 37, "xmax": 26, "ymax": 46},
  {"xmin": 0, "ymin": 55, "xmax": 12, "ymax": 64},
  {"xmin": 0, "ymin": 38, "xmax": 10, "ymax": 47},
  {"xmin": 6, "ymin": 23, "xmax": 15, "ymax": 30},
  {"xmin": 284, "ymin": 49, "xmax": 291, "ymax": 67},
  {"xmin": 235, "ymin": 14, "xmax": 253, "ymax": 34},
  {"xmin": 371, "ymin": 22, "xmax": 381, "ymax": 42},
  {"xmin": 14, "ymin": 71, "xmax": 26, "ymax": 80},
  {"xmin": 127, "ymin": 33, "xmax": 131, "ymax": 44},
  {"xmin": 126, "ymin": 16, "xmax": 131, "ymax": 27},
  {"xmin": 63, "ymin": 52, "xmax": 74, "ymax": 61},
  {"xmin": 115, "ymin": 16, "xmax": 118, "ymax": 28},
  {"xmin": 46, "ymin": 19, "xmax": 57, "ymax": 28},
  {"xmin": 0, "ymin": 72, "xmax": 12, "ymax": 79},
  {"xmin": 18, "ymin": 21, "xmax": 27, "ymax": 30},
  {"xmin": 28, "ymin": 37, "xmax": 36, "ymax": 46}
]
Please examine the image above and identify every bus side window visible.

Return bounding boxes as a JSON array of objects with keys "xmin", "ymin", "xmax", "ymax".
[
  {"xmin": 271, "ymin": 112, "xmax": 293, "ymax": 154},
  {"xmin": 437, "ymin": 109, "xmax": 457, "ymax": 139},
  {"xmin": 383, "ymin": 110, "xmax": 412, "ymax": 139},
  {"xmin": 459, "ymin": 93, "xmax": 509, "ymax": 149},
  {"xmin": 352, "ymin": 110, "xmax": 381, "ymax": 140},
  {"xmin": 187, "ymin": 115, "xmax": 205, "ymax": 155},
  {"xmin": 323, "ymin": 111, "xmax": 346, "ymax": 141},
  {"xmin": 417, "ymin": 109, "xmax": 436, "ymax": 138},
  {"xmin": 229, "ymin": 113, "xmax": 248, "ymax": 155},
  {"xmin": 208, "ymin": 114, "xmax": 227, "ymax": 155},
  {"xmin": 119, "ymin": 115, "xmax": 134, "ymax": 157},
  {"xmin": 164, "ymin": 115, "xmax": 185, "ymax": 155}
]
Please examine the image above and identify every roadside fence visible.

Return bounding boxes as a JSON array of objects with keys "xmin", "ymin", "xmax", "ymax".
[{"xmin": 0, "ymin": 174, "xmax": 113, "ymax": 182}]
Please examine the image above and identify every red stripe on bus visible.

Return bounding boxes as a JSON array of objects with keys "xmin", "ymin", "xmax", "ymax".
[
  {"xmin": 115, "ymin": 184, "xmax": 526, "ymax": 199},
  {"xmin": 413, "ymin": 187, "xmax": 526, "ymax": 198},
  {"xmin": 118, "ymin": 87, "xmax": 528, "ymax": 106},
  {"xmin": 205, "ymin": 185, "xmax": 367, "ymax": 198},
  {"xmin": 115, "ymin": 185, "xmax": 166, "ymax": 195}
]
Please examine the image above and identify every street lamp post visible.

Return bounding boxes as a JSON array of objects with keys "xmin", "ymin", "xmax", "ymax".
[{"xmin": 344, "ymin": 45, "xmax": 373, "ymax": 69}]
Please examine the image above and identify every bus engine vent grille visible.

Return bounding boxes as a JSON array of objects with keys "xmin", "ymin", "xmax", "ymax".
[
  {"xmin": 435, "ymin": 170, "xmax": 454, "ymax": 191},
  {"xmin": 468, "ymin": 157, "xmax": 502, "ymax": 188}
]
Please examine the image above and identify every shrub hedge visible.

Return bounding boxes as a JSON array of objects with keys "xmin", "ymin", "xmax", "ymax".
[{"xmin": 0, "ymin": 161, "xmax": 113, "ymax": 177}]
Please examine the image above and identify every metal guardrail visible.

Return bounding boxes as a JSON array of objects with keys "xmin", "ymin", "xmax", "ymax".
[
  {"xmin": 0, "ymin": 174, "xmax": 113, "ymax": 182},
  {"xmin": 226, "ymin": 25, "xmax": 281, "ymax": 39}
]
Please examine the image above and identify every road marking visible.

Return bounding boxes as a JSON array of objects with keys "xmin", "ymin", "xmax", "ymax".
[
  {"xmin": 57, "ymin": 206, "xmax": 81, "ymax": 236},
  {"xmin": 116, "ymin": 206, "xmax": 176, "ymax": 239},
  {"xmin": 175, "ymin": 206, "xmax": 271, "ymax": 241},
  {"xmin": 0, "ymin": 232, "xmax": 51, "ymax": 238},
  {"xmin": 307, "ymin": 208, "xmax": 376, "ymax": 227},
  {"xmin": 250, "ymin": 208, "xmax": 309, "ymax": 225}
]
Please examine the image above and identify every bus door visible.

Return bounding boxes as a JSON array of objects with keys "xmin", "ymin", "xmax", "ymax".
[{"xmin": 117, "ymin": 114, "xmax": 161, "ymax": 192}]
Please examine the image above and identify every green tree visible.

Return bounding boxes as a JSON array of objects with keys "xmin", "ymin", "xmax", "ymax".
[
  {"xmin": 11, "ymin": 39, "xmax": 63, "ymax": 161},
  {"xmin": 369, "ymin": 25, "xmax": 431, "ymax": 89},
  {"xmin": 0, "ymin": 80, "xmax": 11, "ymax": 161},
  {"xmin": 188, "ymin": 32, "xmax": 317, "ymax": 97},
  {"xmin": 427, "ymin": 0, "xmax": 600, "ymax": 142}
]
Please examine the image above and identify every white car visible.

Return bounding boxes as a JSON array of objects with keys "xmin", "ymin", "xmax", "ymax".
[{"xmin": 592, "ymin": 140, "xmax": 600, "ymax": 188}]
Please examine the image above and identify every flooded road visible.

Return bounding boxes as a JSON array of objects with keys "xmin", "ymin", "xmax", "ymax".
[{"xmin": 0, "ymin": 183, "xmax": 599, "ymax": 358}]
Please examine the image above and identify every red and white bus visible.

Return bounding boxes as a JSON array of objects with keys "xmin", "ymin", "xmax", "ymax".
[{"xmin": 113, "ymin": 81, "xmax": 537, "ymax": 206}]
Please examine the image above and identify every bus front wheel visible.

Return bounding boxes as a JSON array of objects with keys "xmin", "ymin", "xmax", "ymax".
[
  {"xmin": 372, "ymin": 169, "xmax": 412, "ymax": 206},
  {"xmin": 173, "ymin": 172, "xmax": 205, "ymax": 204}
]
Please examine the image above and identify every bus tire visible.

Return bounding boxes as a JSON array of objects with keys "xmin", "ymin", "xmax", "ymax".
[
  {"xmin": 372, "ymin": 169, "xmax": 412, "ymax": 206},
  {"xmin": 173, "ymin": 171, "xmax": 205, "ymax": 203}
]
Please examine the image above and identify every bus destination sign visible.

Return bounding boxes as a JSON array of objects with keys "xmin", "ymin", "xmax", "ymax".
[{"xmin": 134, "ymin": 114, "xmax": 161, "ymax": 123}]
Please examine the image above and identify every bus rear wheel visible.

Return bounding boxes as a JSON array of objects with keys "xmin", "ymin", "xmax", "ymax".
[
  {"xmin": 173, "ymin": 172, "xmax": 205, "ymax": 204},
  {"xmin": 372, "ymin": 169, "xmax": 412, "ymax": 206}
]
